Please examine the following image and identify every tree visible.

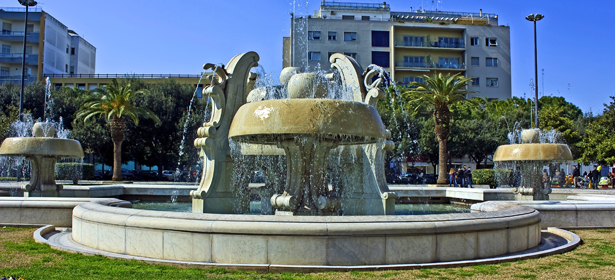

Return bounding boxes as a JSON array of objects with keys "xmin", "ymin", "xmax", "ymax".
[
  {"xmin": 0, "ymin": 105, "xmax": 18, "ymax": 143},
  {"xmin": 76, "ymin": 79, "xmax": 160, "ymax": 181},
  {"xmin": 578, "ymin": 96, "xmax": 615, "ymax": 165},
  {"xmin": 404, "ymin": 73, "xmax": 473, "ymax": 184}
]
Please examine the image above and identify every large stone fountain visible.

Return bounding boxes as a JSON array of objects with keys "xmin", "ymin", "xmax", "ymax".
[
  {"xmin": 0, "ymin": 122, "xmax": 84, "ymax": 197},
  {"xmin": 493, "ymin": 128, "xmax": 573, "ymax": 200},
  {"xmin": 191, "ymin": 52, "xmax": 397, "ymax": 215}
]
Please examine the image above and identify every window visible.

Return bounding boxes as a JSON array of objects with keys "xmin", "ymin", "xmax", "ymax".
[
  {"xmin": 26, "ymin": 68, "xmax": 31, "ymax": 76},
  {"xmin": 486, "ymin": 37, "xmax": 497, "ymax": 47},
  {"xmin": 471, "ymin": 37, "xmax": 479, "ymax": 46},
  {"xmin": 328, "ymin": 52, "xmax": 336, "ymax": 59},
  {"xmin": 486, "ymin": 78, "xmax": 499, "ymax": 87},
  {"xmin": 362, "ymin": 16, "xmax": 370, "ymax": 21},
  {"xmin": 0, "ymin": 66, "xmax": 9, "ymax": 77},
  {"xmin": 77, "ymin": 84, "xmax": 86, "ymax": 90},
  {"xmin": 2, "ymin": 22, "xmax": 11, "ymax": 34},
  {"xmin": 403, "ymin": 36, "xmax": 424, "ymax": 47},
  {"xmin": 26, "ymin": 24, "xmax": 33, "ymax": 33},
  {"xmin": 308, "ymin": 31, "xmax": 320, "ymax": 40},
  {"xmin": 344, "ymin": 52, "xmax": 357, "ymax": 59},
  {"xmin": 65, "ymin": 64, "xmax": 68, "ymax": 73},
  {"xmin": 438, "ymin": 37, "xmax": 461, "ymax": 48},
  {"xmin": 438, "ymin": 57, "xmax": 460, "ymax": 68},
  {"xmin": 2, "ymin": 44, "xmax": 10, "ymax": 54},
  {"xmin": 371, "ymin": 51, "xmax": 390, "ymax": 68},
  {"xmin": 371, "ymin": 31, "xmax": 389, "ymax": 47},
  {"xmin": 342, "ymin": 15, "xmax": 354, "ymax": 20},
  {"xmin": 471, "ymin": 57, "xmax": 479, "ymax": 66},
  {"xmin": 328, "ymin": 31, "xmax": 336, "ymax": 40},
  {"xmin": 403, "ymin": 76, "xmax": 425, "ymax": 84},
  {"xmin": 308, "ymin": 52, "xmax": 321, "ymax": 61},
  {"xmin": 70, "ymin": 66, "xmax": 75, "ymax": 74},
  {"xmin": 471, "ymin": 78, "xmax": 480, "ymax": 86},
  {"xmin": 486, "ymin": 57, "xmax": 498, "ymax": 67},
  {"xmin": 71, "ymin": 48, "xmax": 75, "ymax": 55},
  {"xmin": 25, "ymin": 46, "xmax": 32, "ymax": 54},
  {"xmin": 66, "ymin": 45, "xmax": 69, "ymax": 54},
  {"xmin": 54, "ymin": 83, "xmax": 62, "ymax": 90},
  {"xmin": 403, "ymin": 56, "xmax": 425, "ymax": 67},
  {"xmin": 344, "ymin": 32, "xmax": 357, "ymax": 41}
]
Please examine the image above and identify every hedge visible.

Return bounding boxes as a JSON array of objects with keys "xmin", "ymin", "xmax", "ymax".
[
  {"xmin": 472, "ymin": 169, "xmax": 513, "ymax": 188},
  {"xmin": 55, "ymin": 163, "xmax": 95, "ymax": 182}
]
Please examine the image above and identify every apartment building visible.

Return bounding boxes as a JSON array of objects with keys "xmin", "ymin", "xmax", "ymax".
[
  {"xmin": 0, "ymin": 7, "xmax": 96, "ymax": 84},
  {"xmin": 285, "ymin": 1, "xmax": 511, "ymax": 100}
]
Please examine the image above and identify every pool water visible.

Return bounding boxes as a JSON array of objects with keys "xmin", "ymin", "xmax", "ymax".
[{"xmin": 132, "ymin": 201, "xmax": 470, "ymax": 215}]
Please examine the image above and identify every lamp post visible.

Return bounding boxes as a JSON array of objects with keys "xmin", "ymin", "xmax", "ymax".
[
  {"xmin": 525, "ymin": 13, "xmax": 544, "ymax": 129},
  {"xmin": 17, "ymin": 0, "xmax": 37, "ymax": 121}
]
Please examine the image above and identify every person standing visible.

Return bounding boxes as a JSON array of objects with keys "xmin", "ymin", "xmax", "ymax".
[
  {"xmin": 466, "ymin": 167, "xmax": 473, "ymax": 188},
  {"xmin": 572, "ymin": 165, "xmax": 580, "ymax": 188},
  {"xmin": 591, "ymin": 166, "xmax": 600, "ymax": 189},
  {"xmin": 558, "ymin": 168, "xmax": 567, "ymax": 188},
  {"xmin": 449, "ymin": 168, "xmax": 457, "ymax": 187},
  {"xmin": 458, "ymin": 166, "xmax": 466, "ymax": 188}
]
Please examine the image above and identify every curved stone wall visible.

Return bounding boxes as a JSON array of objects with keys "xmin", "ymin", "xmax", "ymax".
[{"xmin": 72, "ymin": 199, "xmax": 541, "ymax": 266}]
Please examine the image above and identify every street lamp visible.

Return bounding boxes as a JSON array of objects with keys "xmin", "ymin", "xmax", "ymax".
[
  {"xmin": 17, "ymin": 0, "xmax": 37, "ymax": 121},
  {"xmin": 525, "ymin": 13, "xmax": 544, "ymax": 129}
]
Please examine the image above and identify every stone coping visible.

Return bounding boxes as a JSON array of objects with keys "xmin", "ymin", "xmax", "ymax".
[
  {"xmin": 74, "ymin": 199, "xmax": 539, "ymax": 236},
  {"xmin": 35, "ymin": 225, "xmax": 579, "ymax": 272}
]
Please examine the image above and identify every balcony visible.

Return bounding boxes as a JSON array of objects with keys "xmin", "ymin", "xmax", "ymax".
[
  {"xmin": 0, "ymin": 53, "xmax": 38, "ymax": 65},
  {"xmin": 394, "ymin": 40, "xmax": 465, "ymax": 49},
  {"xmin": 395, "ymin": 62, "xmax": 466, "ymax": 71},
  {"xmin": 0, "ymin": 31, "xmax": 39, "ymax": 43},
  {"xmin": 45, "ymin": 74, "xmax": 204, "ymax": 79},
  {"xmin": 0, "ymin": 75, "xmax": 37, "ymax": 84}
]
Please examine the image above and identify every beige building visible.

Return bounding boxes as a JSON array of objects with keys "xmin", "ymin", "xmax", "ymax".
[
  {"xmin": 284, "ymin": 1, "xmax": 511, "ymax": 100},
  {"xmin": 0, "ymin": 7, "xmax": 96, "ymax": 84}
]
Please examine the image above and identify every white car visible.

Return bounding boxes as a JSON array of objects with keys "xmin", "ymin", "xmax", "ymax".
[{"xmin": 161, "ymin": 170, "xmax": 175, "ymax": 181}]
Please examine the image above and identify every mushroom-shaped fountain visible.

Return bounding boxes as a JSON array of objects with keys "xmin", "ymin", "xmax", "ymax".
[
  {"xmin": 0, "ymin": 122, "xmax": 84, "ymax": 197},
  {"xmin": 229, "ymin": 98, "xmax": 387, "ymax": 215},
  {"xmin": 493, "ymin": 128, "xmax": 573, "ymax": 200}
]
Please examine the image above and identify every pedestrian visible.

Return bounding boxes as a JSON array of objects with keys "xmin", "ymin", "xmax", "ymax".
[
  {"xmin": 466, "ymin": 167, "xmax": 473, "ymax": 188},
  {"xmin": 449, "ymin": 168, "xmax": 457, "ymax": 187},
  {"xmin": 610, "ymin": 171, "xmax": 615, "ymax": 188},
  {"xmin": 542, "ymin": 169, "xmax": 550, "ymax": 189},
  {"xmin": 572, "ymin": 165, "xmax": 580, "ymax": 188},
  {"xmin": 591, "ymin": 165, "xmax": 600, "ymax": 189},
  {"xmin": 458, "ymin": 165, "xmax": 466, "ymax": 187},
  {"xmin": 558, "ymin": 168, "xmax": 566, "ymax": 188}
]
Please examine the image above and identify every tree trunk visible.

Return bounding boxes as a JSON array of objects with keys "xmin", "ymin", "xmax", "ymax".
[
  {"xmin": 109, "ymin": 117, "xmax": 126, "ymax": 181},
  {"xmin": 434, "ymin": 108, "xmax": 451, "ymax": 185}
]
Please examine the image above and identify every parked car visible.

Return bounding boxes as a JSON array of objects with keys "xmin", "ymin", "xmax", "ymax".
[
  {"xmin": 162, "ymin": 170, "xmax": 175, "ymax": 181},
  {"xmin": 134, "ymin": 170, "xmax": 158, "ymax": 181}
]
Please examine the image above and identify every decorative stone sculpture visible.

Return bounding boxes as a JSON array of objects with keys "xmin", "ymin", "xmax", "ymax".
[
  {"xmin": 192, "ymin": 52, "xmax": 396, "ymax": 215},
  {"xmin": 0, "ymin": 122, "xmax": 84, "ymax": 197}
]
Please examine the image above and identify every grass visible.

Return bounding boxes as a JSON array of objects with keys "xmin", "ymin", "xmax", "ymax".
[{"xmin": 2, "ymin": 228, "xmax": 615, "ymax": 279}]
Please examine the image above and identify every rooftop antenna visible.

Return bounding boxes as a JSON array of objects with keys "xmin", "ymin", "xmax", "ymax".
[
  {"xmin": 541, "ymin": 68, "xmax": 544, "ymax": 98},
  {"xmin": 568, "ymin": 83, "xmax": 571, "ymax": 96}
]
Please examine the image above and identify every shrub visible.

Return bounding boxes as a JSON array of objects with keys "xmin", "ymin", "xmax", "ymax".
[
  {"xmin": 56, "ymin": 163, "xmax": 95, "ymax": 183},
  {"xmin": 473, "ymin": 169, "xmax": 497, "ymax": 187}
]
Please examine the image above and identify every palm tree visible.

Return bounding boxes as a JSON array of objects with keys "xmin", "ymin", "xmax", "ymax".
[
  {"xmin": 405, "ymin": 73, "xmax": 473, "ymax": 184},
  {"xmin": 76, "ymin": 79, "xmax": 160, "ymax": 181}
]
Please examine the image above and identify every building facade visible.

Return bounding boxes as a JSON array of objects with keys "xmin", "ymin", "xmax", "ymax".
[
  {"xmin": 0, "ymin": 7, "xmax": 96, "ymax": 84},
  {"xmin": 285, "ymin": 1, "xmax": 511, "ymax": 100}
]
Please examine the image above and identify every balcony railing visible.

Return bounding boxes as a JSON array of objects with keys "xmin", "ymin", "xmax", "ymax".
[
  {"xmin": 46, "ymin": 74, "xmax": 204, "ymax": 79},
  {"xmin": 0, "ymin": 31, "xmax": 39, "ymax": 42},
  {"xmin": 0, "ymin": 7, "xmax": 43, "ymax": 12},
  {"xmin": 321, "ymin": 1, "xmax": 390, "ymax": 11},
  {"xmin": 0, "ymin": 75, "xmax": 37, "ymax": 84},
  {"xmin": 0, "ymin": 53, "xmax": 38, "ymax": 65},
  {"xmin": 395, "ymin": 62, "xmax": 466, "ymax": 70},
  {"xmin": 394, "ymin": 40, "xmax": 465, "ymax": 48}
]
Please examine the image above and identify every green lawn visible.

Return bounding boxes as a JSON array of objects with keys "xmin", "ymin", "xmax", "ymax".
[{"xmin": 1, "ymin": 227, "xmax": 614, "ymax": 279}]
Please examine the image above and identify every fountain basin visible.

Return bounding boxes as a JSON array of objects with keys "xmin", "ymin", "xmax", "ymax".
[
  {"xmin": 229, "ymin": 99, "xmax": 386, "ymax": 144},
  {"xmin": 72, "ymin": 199, "xmax": 541, "ymax": 265},
  {"xmin": 0, "ymin": 137, "xmax": 84, "ymax": 158},
  {"xmin": 493, "ymin": 143, "xmax": 573, "ymax": 162}
]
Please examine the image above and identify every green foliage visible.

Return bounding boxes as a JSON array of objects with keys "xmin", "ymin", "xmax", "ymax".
[
  {"xmin": 0, "ymin": 82, "xmax": 46, "ymax": 120},
  {"xmin": 472, "ymin": 169, "xmax": 497, "ymax": 187},
  {"xmin": 55, "ymin": 163, "xmax": 95, "ymax": 180},
  {"xmin": 0, "ymin": 105, "xmax": 18, "ymax": 143},
  {"xmin": 578, "ymin": 96, "xmax": 615, "ymax": 165}
]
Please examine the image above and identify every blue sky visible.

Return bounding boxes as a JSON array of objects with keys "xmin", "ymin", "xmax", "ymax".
[{"xmin": 3, "ymin": 0, "xmax": 613, "ymax": 114}]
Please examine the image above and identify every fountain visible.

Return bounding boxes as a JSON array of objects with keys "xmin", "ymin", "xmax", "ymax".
[
  {"xmin": 191, "ymin": 52, "xmax": 397, "ymax": 215},
  {"xmin": 493, "ymin": 128, "xmax": 573, "ymax": 200},
  {"xmin": 0, "ymin": 122, "xmax": 84, "ymax": 197}
]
